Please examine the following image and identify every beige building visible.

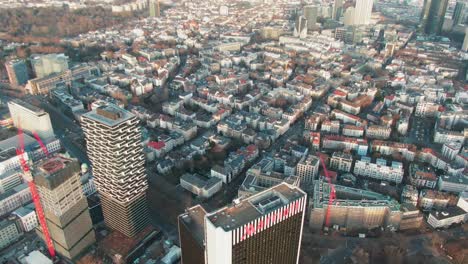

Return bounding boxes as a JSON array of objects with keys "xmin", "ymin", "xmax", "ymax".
[
  {"xmin": 310, "ymin": 179, "xmax": 401, "ymax": 231},
  {"xmin": 33, "ymin": 155, "xmax": 95, "ymax": 260}
]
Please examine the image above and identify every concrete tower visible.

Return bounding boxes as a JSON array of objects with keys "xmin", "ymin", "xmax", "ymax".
[{"xmin": 81, "ymin": 104, "xmax": 150, "ymax": 237}]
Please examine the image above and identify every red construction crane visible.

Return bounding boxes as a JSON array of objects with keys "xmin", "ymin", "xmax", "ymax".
[
  {"xmin": 318, "ymin": 153, "xmax": 336, "ymax": 228},
  {"xmin": 33, "ymin": 132, "xmax": 49, "ymax": 157},
  {"xmin": 16, "ymin": 127, "xmax": 56, "ymax": 259}
]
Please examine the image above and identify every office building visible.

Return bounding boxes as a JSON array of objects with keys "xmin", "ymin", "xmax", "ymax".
[
  {"xmin": 452, "ymin": 1, "xmax": 466, "ymax": 26},
  {"xmin": 354, "ymin": 0, "xmax": 374, "ymax": 25},
  {"xmin": 332, "ymin": 0, "xmax": 344, "ymax": 20},
  {"xmin": 463, "ymin": 27, "xmax": 468, "ymax": 51},
  {"xmin": 310, "ymin": 179, "xmax": 401, "ymax": 230},
  {"xmin": 5, "ymin": 59, "xmax": 29, "ymax": 86},
  {"xmin": 304, "ymin": 5, "xmax": 318, "ymax": 30},
  {"xmin": 8, "ymin": 99, "xmax": 54, "ymax": 140},
  {"xmin": 296, "ymin": 154, "xmax": 320, "ymax": 186},
  {"xmin": 294, "ymin": 16, "xmax": 308, "ymax": 39},
  {"xmin": 420, "ymin": 0, "xmax": 449, "ymax": 35},
  {"xmin": 0, "ymin": 219, "xmax": 22, "ymax": 250},
  {"xmin": 149, "ymin": 0, "xmax": 160, "ymax": 17},
  {"xmin": 30, "ymin": 53, "xmax": 69, "ymax": 79},
  {"xmin": 178, "ymin": 183, "xmax": 307, "ymax": 264},
  {"xmin": 33, "ymin": 155, "xmax": 96, "ymax": 260},
  {"xmin": 82, "ymin": 104, "xmax": 150, "ymax": 237}
]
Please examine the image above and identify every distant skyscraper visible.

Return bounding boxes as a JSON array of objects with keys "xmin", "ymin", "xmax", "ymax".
[
  {"xmin": 5, "ymin": 59, "xmax": 29, "ymax": 86},
  {"xmin": 332, "ymin": 0, "xmax": 344, "ymax": 20},
  {"xmin": 354, "ymin": 0, "xmax": 374, "ymax": 25},
  {"xmin": 81, "ymin": 104, "xmax": 150, "ymax": 237},
  {"xmin": 30, "ymin": 53, "xmax": 69, "ymax": 79},
  {"xmin": 462, "ymin": 27, "xmax": 468, "ymax": 51},
  {"xmin": 294, "ymin": 15, "xmax": 308, "ymax": 39},
  {"xmin": 33, "ymin": 155, "xmax": 96, "ymax": 260},
  {"xmin": 149, "ymin": 0, "xmax": 160, "ymax": 17},
  {"xmin": 178, "ymin": 183, "xmax": 307, "ymax": 264},
  {"xmin": 420, "ymin": 0, "xmax": 449, "ymax": 35},
  {"xmin": 8, "ymin": 99, "xmax": 54, "ymax": 139},
  {"xmin": 304, "ymin": 5, "xmax": 318, "ymax": 30},
  {"xmin": 452, "ymin": 1, "xmax": 466, "ymax": 26},
  {"xmin": 343, "ymin": 7, "xmax": 356, "ymax": 26}
]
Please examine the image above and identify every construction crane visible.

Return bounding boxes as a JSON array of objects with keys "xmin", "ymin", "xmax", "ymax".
[
  {"xmin": 318, "ymin": 153, "xmax": 336, "ymax": 228},
  {"xmin": 33, "ymin": 132, "xmax": 49, "ymax": 157},
  {"xmin": 16, "ymin": 127, "xmax": 56, "ymax": 259}
]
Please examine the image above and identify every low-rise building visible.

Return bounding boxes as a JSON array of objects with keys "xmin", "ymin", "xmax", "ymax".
[
  {"xmin": 438, "ymin": 174, "xmax": 468, "ymax": 194},
  {"xmin": 0, "ymin": 219, "xmax": 21, "ymax": 250},
  {"xmin": 329, "ymin": 152, "xmax": 353, "ymax": 172},
  {"xmin": 310, "ymin": 179, "xmax": 401, "ymax": 231},
  {"xmin": 427, "ymin": 206, "xmax": 467, "ymax": 229},
  {"xmin": 12, "ymin": 203, "xmax": 37, "ymax": 232},
  {"xmin": 353, "ymin": 157, "xmax": 403, "ymax": 184},
  {"xmin": 180, "ymin": 173, "xmax": 222, "ymax": 199},
  {"xmin": 418, "ymin": 190, "xmax": 450, "ymax": 210}
]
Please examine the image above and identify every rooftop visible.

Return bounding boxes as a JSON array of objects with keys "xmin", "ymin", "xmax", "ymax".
[
  {"xmin": 429, "ymin": 206, "xmax": 467, "ymax": 221},
  {"xmin": 33, "ymin": 155, "xmax": 80, "ymax": 190},
  {"xmin": 82, "ymin": 104, "xmax": 135, "ymax": 127},
  {"xmin": 178, "ymin": 205, "xmax": 207, "ymax": 246},
  {"xmin": 8, "ymin": 99, "xmax": 45, "ymax": 115},
  {"xmin": 206, "ymin": 183, "xmax": 305, "ymax": 231}
]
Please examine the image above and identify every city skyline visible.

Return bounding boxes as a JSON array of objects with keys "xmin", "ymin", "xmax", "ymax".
[{"xmin": 0, "ymin": 0, "xmax": 467, "ymax": 263}]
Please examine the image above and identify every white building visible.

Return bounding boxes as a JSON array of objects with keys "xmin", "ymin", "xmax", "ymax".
[
  {"xmin": 8, "ymin": 99, "xmax": 54, "ymax": 140},
  {"xmin": 294, "ymin": 16, "xmax": 308, "ymax": 39},
  {"xmin": 12, "ymin": 203, "xmax": 37, "ymax": 232},
  {"xmin": 0, "ymin": 170, "xmax": 23, "ymax": 194},
  {"xmin": 180, "ymin": 173, "xmax": 222, "ymax": 199},
  {"xmin": 204, "ymin": 183, "xmax": 307, "ymax": 264},
  {"xmin": 0, "ymin": 183, "xmax": 32, "ymax": 217},
  {"xmin": 353, "ymin": 157, "xmax": 403, "ymax": 183},
  {"xmin": 438, "ymin": 174, "xmax": 468, "ymax": 193},
  {"xmin": 19, "ymin": 250, "xmax": 53, "ymax": 264},
  {"xmin": 0, "ymin": 219, "xmax": 21, "ymax": 250},
  {"xmin": 354, "ymin": 0, "xmax": 374, "ymax": 25},
  {"xmin": 442, "ymin": 142, "xmax": 462, "ymax": 160},
  {"xmin": 81, "ymin": 104, "xmax": 150, "ymax": 237},
  {"xmin": 427, "ymin": 206, "xmax": 467, "ymax": 228},
  {"xmin": 296, "ymin": 154, "xmax": 320, "ymax": 186}
]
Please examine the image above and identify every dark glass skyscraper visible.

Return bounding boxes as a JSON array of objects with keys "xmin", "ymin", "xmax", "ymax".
[
  {"xmin": 420, "ymin": 0, "xmax": 449, "ymax": 35},
  {"xmin": 452, "ymin": 1, "xmax": 466, "ymax": 26}
]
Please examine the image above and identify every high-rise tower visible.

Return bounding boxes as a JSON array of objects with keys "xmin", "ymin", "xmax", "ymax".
[
  {"xmin": 354, "ymin": 0, "xmax": 374, "ymax": 25},
  {"xmin": 178, "ymin": 183, "xmax": 307, "ymax": 264},
  {"xmin": 81, "ymin": 104, "xmax": 150, "ymax": 237},
  {"xmin": 149, "ymin": 0, "xmax": 160, "ymax": 17},
  {"xmin": 303, "ymin": 5, "xmax": 318, "ymax": 30},
  {"xmin": 420, "ymin": 0, "xmax": 449, "ymax": 35},
  {"xmin": 294, "ymin": 16, "xmax": 308, "ymax": 39},
  {"xmin": 33, "ymin": 155, "xmax": 96, "ymax": 260},
  {"xmin": 5, "ymin": 59, "xmax": 29, "ymax": 86},
  {"xmin": 452, "ymin": 1, "xmax": 466, "ymax": 26}
]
